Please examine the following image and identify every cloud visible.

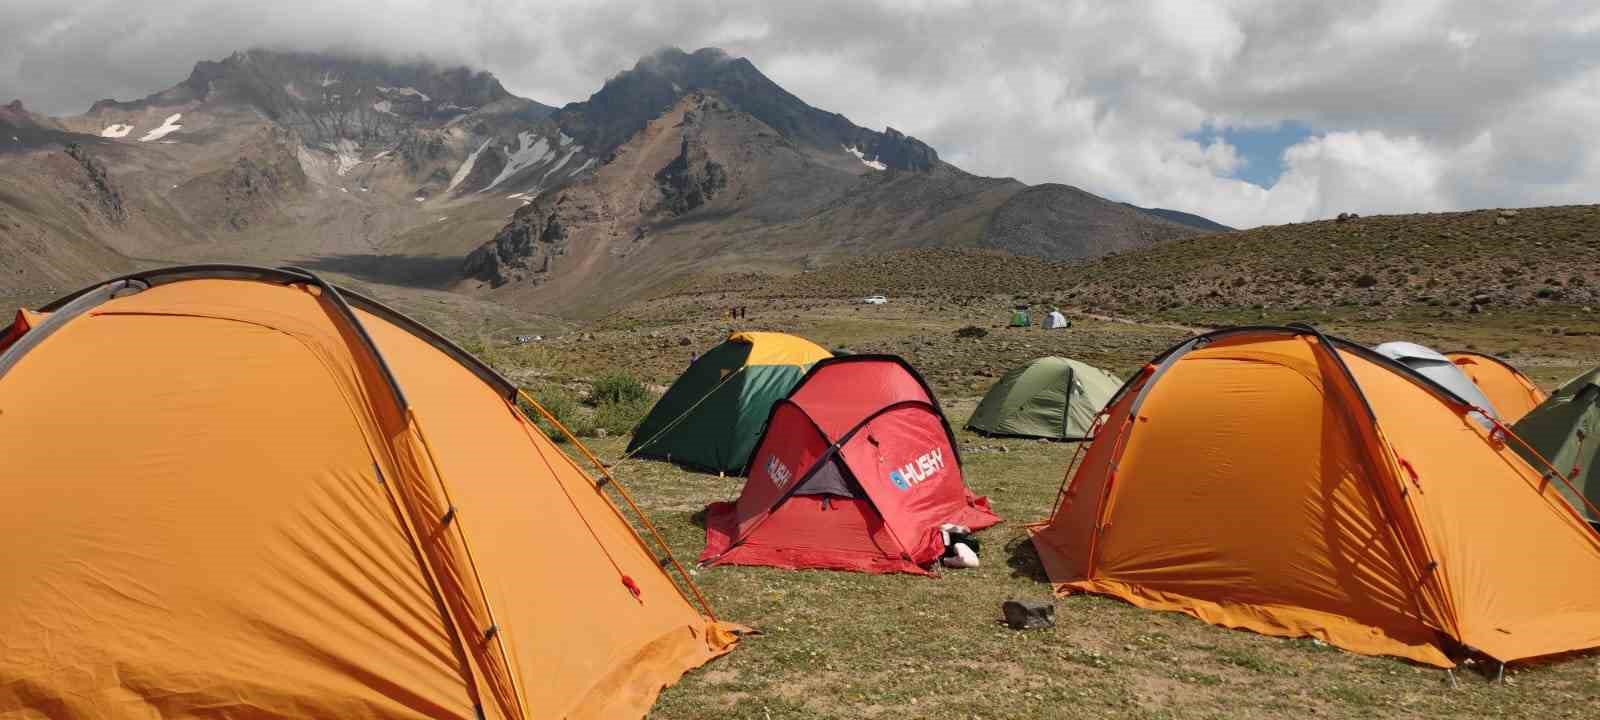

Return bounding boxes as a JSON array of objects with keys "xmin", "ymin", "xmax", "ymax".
[{"xmin": 0, "ymin": 0, "xmax": 1596, "ymax": 228}]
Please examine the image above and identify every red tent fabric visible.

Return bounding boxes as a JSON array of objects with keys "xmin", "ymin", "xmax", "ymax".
[{"xmin": 700, "ymin": 356, "xmax": 1000, "ymax": 575}]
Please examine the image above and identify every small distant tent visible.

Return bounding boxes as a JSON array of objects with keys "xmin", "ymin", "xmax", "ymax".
[
  {"xmin": 967, "ymin": 357, "xmax": 1122, "ymax": 440},
  {"xmin": 1044, "ymin": 310, "xmax": 1069, "ymax": 329},
  {"xmin": 701, "ymin": 355, "xmax": 1001, "ymax": 575},
  {"xmin": 627, "ymin": 331, "xmax": 831, "ymax": 473},
  {"xmin": 1375, "ymin": 341, "xmax": 1498, "ymax": 417},
  {"xmin": 1029, "ymin": 326, "xmax": 1600, "ymax": 667},
  {"xmin": 0, "ymin": 266, "xmax": 737, "ymax": 719},
  {"xmin": 1010, "ymin": 309, "xmax": 1030, "ymax": 327},
  {"xmin": 1513, "ymin": 367, "xmax": 1600, "ymax": 527},
  {"xmin": 1445, "ymin": 350, "xmax": 1547, "ymax": 423}
]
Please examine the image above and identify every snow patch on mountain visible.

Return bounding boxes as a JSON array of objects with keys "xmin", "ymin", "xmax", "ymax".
[
  {"xmin": 844, "ymin": 145, "xmax": 887, "ymax": 171},
  {"xmin": 372, "ymin": 100, "xmax": 395, "ymax": 115},
  {"xmin": 101, "ymin": 124, "xmax": 134, "ymax": 138},
  {"xmin": 325, "ymin": 139, "xmax": 362, "ymax": 176},
  {"xmin": 448, "ymin": 138, "xmax": 492, "ymax": 193},
  {"xmin": 483, "ymin": 131, "xmax": 553, "ymax": 192},
  {"xmin": 377, "ymin": 86, "xmax": 430, "ymax": 102},
  {"xmin": 568, "ymin": 158, "xmax": 596, "ymax": 176},
  {"xmin": 139, "ymin": 114, "xmax": 183, "ymax": 142},
  {"xmin": 539, "ymin": 148, "xmax": 579, "ymax": 184}
]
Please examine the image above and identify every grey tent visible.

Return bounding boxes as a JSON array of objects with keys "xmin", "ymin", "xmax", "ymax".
[
  {"xmin": 1044, "ymin": 310, "xmax": 1069, "ymax": 329},
  {"xmin": 1375, "ymin": 341, "xmax": 1499, "ymax": 419}
]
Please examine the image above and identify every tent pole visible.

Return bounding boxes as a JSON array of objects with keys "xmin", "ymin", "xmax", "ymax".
[
  {"xmin": 1480, "ymin": 407, "xmax": 1600, "ymax": 523},
  {"xmin": 1446, "ymin": 668, "xmax": 1457, "ymax": 689},
  {"xmin": 613, "ymin": 365, "xmax": 747, "ymax": 467},
  {"xmin": 516, "ymin": 388, "xmax": 721, "ymax": 622}
]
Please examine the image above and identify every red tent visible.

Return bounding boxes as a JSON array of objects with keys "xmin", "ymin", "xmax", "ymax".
[{"xmin": 700, "ymin": 355, "xmax": 1001, "ymax": 575}]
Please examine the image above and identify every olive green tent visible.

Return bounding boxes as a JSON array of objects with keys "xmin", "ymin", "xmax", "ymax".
[
  {"xmin": 1010, "ymin": 310, "xmax": 1030, "ymax": 327},
  {"xmin": 967, "ymin": 357, "xmax": 1123, "ymax": 440},
  {"xmin": 627, "ymin": 332, "xmax": 831, "ymax": 473},
  {"xmin": 1513, "ymin": 367, "xmax": 1600, "ymax": 527}
]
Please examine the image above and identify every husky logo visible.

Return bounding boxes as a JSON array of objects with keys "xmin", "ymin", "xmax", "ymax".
[
  {"xmin": 888, "ymin": 447, "xmax": 945, "ymax": 491},
  {"xmin": 766, "ymin": 455, "xmax": 793, "ymax": 488}
]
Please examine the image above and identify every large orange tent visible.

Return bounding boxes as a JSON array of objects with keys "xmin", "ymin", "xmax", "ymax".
[
  {"xmin": 1444, "ymin": 350, "xmax": 1548, "ymax": 423},
  {"xmin": 0, "ymin": 266, "xmax": 737, "ymax": 719},
  {"xmin": 1028, "ymin": 325, "xmax": 1600, "ymax": 667}
]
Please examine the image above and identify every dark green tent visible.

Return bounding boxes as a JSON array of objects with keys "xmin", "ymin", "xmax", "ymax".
[
  {"xmin": 967, "ymin": 356, "xmax": 1122, "ymax": 440},
  {"xmin": 1513, "ymin": 367, "xmax": 1600, "ymax": 526},
  {"xmin": 1010, "ymin": 310, "xmax": 1030, "ymax": 327},
  {"xmin": 627, "ymin": 332, "xmax": 831, "ymax": 473}
]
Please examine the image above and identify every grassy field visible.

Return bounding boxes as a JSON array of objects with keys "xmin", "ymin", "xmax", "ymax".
[
  {"xmin": 585, "ymin": 418, "xmax": 1598, "ymax": 719},
  {"xmin": 477, "ymin": 291, "xmax": 1600, "ymax": 719}
]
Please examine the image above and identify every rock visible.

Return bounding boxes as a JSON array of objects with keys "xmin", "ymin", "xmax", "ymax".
[
  {"xmin": 1472, "ymin": 294, "xmax": 1491, "ymax": 305},
  {"xmin": 1002, "ymin": 599, "xmax": 1056, "ymax": 630},
  {"xmin": 1495, "ymin": 217, "xmax": 1509, "ymax": 226},
  {"xmin": 594, "ymin": 428, "xmax": 609, "ymax": 438},
  {"xmin": 678, "ymin": 336, "xmax": 692, "ymax": 346},
  {"xmin": 1499, "ymin": 209, "xmax": 1519, "ymax": 218}
]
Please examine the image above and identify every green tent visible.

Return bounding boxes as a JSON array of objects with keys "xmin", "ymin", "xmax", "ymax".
[
  {"xmin": 1512, "ymin": 367, "xmax": 1600, "ymax": 526},
  {"xmin": 1010, "ymin": 310, "xmax": 1030, "ymax": 327},
  {"xmin": 627, "ymin": 331, "xmax": 831, "ymax": 473},
  {"xmin": 967, "ymin": 356, "xmax": 1123, "ymax": 440}
]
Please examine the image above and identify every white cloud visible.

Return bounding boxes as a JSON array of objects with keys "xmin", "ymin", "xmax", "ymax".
[{"xmin": 0, "ymin": 0, "xmax": 1595, "ymax": 228}]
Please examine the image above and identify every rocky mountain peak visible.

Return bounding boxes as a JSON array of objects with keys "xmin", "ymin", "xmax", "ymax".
[{"xmin": 558, "ymin": 46, "xmax": 939, "ymax": 172}]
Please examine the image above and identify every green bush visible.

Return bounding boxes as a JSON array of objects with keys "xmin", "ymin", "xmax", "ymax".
[
  {"xmin": 593, "ymin": 395, "xmax": 654, "ymax": 438},
  {"xmin": 590, "ymin": 371, "xmax": 649, "ymax": 406},
  {"xmin": 521, "ymin": 383, "xmax": 592, "ymax": 441}
]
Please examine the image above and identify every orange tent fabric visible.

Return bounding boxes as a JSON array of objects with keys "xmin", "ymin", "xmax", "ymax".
[
  {"xmin": 0, "ymin": 267, "xmax": 736, "ymax": 719},
  {"xmin": 1028, "ymin": 326, "xmax": 1600, "ymax": 667},
  {"xmin": 1445, "ymin": 350, "xmax": 1547, "ymax": 423}
]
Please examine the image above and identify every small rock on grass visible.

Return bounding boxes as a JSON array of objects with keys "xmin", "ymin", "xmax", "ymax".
[{"xmin": 1002, "ymin": 599, "xmax": 1056, "ymax": 630}]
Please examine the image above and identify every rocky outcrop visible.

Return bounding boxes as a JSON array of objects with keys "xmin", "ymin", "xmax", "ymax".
[
  {"xmin": 62, "ymin": 143, "xmax": 125, "ymax": 224},
  {"xmin": 463, "ymin": 194, "xmax": 581, "ymax": 287},
  {"xmin": 557, "ymin": 47, "xmax": 939, "ymax": 171},
  {"xmin": 654, "ymin": 112, "xmax": 726, "ymax": 215}
]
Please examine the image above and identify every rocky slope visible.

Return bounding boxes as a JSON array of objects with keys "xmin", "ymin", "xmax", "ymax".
[
  {"xmin": 2, "ymin": 46, "xmax": 1226, "ymax": 320},
  {"xmin": 460, "ymin": 49, "xmax": 1214, "ymax": 315}
]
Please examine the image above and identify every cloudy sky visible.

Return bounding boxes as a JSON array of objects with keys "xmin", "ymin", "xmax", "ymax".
[{"xmin": 3, "ymin": 0, "xmax": 1598, "ymax": 228}]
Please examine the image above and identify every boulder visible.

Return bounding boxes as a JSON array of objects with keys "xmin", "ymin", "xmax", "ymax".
[{"xmin": 1001, "ymin": 599, "xmax": 1055, "ymax": 630}]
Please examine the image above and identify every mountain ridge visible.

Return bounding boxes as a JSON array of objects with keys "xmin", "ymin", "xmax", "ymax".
[{"xmin": 1, "ymin": 46, "xmax": 1228, "ymax": 318}]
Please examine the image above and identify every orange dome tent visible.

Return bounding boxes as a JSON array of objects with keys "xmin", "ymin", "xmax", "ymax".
[
  {"xmin": 1028, "ymin": 325, "xmax": 1600, "ymax": 668},
  {"xmin": 1444, "ymin": 350, "xmax": 1548, "ymax": 423},
  {"xmin": 0, "ymin": 266, "xmax": 737, "ymax": 719}
]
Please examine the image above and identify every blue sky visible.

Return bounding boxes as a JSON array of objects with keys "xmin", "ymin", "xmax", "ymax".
[{"xmin": 1187, "ymin": 122, "xmax": 1315, "ymax": 189}]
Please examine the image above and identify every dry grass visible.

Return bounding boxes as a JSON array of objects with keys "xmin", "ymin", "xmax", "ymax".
[{"xmin": 486, "ymin": 291, "xmax": 1600, "ymax": 719}]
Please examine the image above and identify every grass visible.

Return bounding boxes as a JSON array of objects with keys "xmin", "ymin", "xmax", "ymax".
[
  {"xmin": 476, "ymin": 283, "xmax": 1600, "ymax": 718},
  {"xmin": 580, "ymin": 418, "xmax": 1600, "ymax": 718}
]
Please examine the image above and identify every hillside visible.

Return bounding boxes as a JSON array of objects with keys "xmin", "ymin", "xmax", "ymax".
[{"xmin": 700, "ymin": 205, "xmax": 1600, "ymax": 327}]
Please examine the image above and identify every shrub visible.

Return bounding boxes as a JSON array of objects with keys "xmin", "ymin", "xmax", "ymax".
[
  {"xmin": 955, "ymin": 325, "xmax": 988, "ymax": 339},
  {"xmin": 594, "ymin": 395, "xmax": 655, "ymax": 438},
  {"xmin": 1353, "ymin": 274, "xmax": 1379, "ymax": 288},
  {"xmin": 521, "ymin": 383, "xmax": 592, "ymax": 441},
  {"xmin": 590, "ymin": 372, "xmax": 649, "ymax": 406}
]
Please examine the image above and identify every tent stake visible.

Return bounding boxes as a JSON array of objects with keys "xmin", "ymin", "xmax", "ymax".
[
  {"xmin": 1446, "ymin": 668, "xmax": 1457, "ymax": 689},
  {"xmin": 1496, "ymin": 662, "xmax": 1505, "ymax": 684}
]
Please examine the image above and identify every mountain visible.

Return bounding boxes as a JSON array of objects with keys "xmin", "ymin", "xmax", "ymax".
[
  {"xmin": 1123, "ymin": 203, "xmax": 1234, "ymax": 233},
  {"xmin": 0, "ymin": 46, "xmax": 1227, "ymax": 317},
  {"xmin": 457, "ymin": 48, "xmax": 1215, "ymax": 315}
]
